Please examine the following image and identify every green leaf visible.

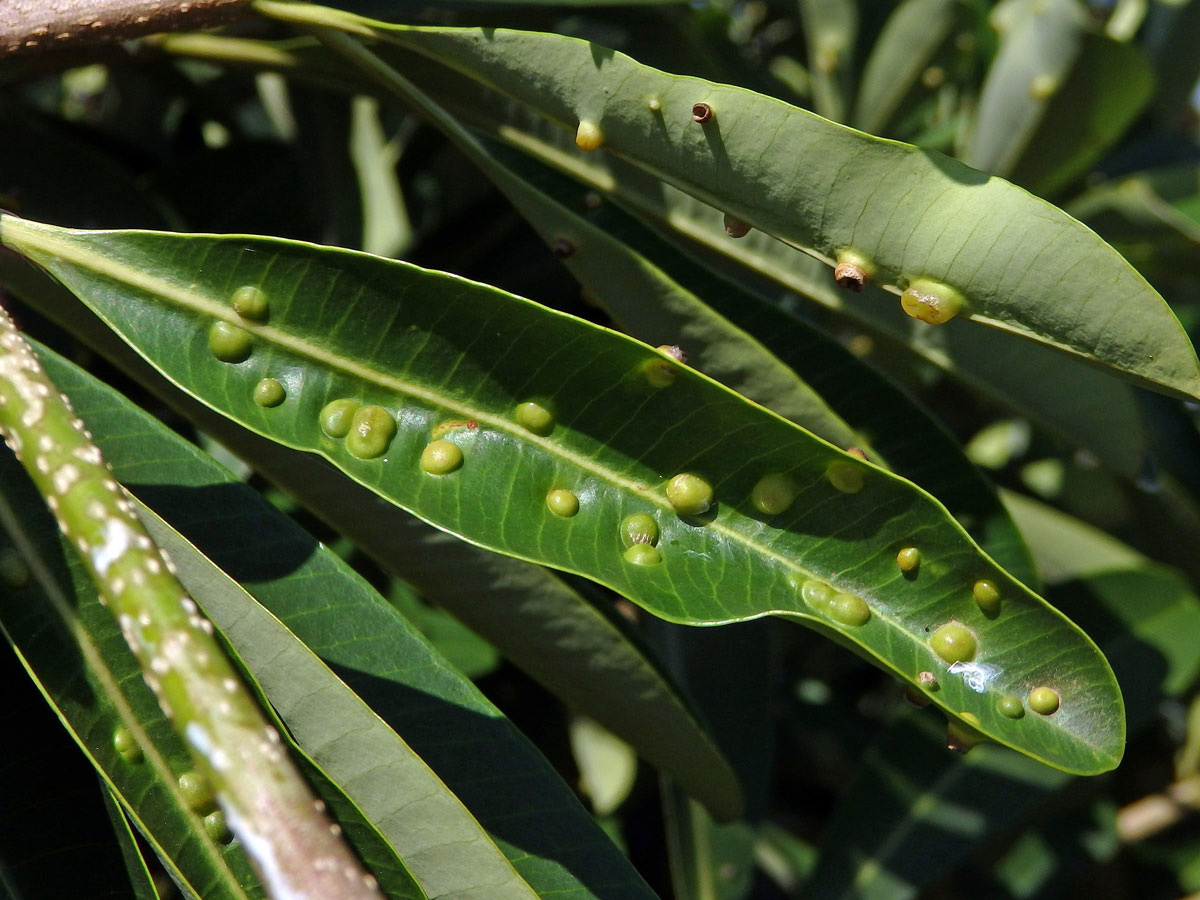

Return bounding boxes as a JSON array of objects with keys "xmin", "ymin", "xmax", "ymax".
[
  {"xmin": 800, "ymin": 556, "xmax": 1200, "ymax": 900},
  {"xmin": 1, "ymin": 214, "xmax": 1124, "ymax": 773},
  {"xmin": 852, "ymin": 0, "xmax": 976, "ymax": 138},
  {"xmin": 965, "ymin": 0, "xmax": 1154, "ymax": 197},
  {"xmin": 101, "ymin": 790, "xmax": 167, "ymax": 900},
  {"xmin": 1, "ymin": 254, "xmax": 744, "ymax": 823},
  {"xmin": 0, "ymin": 641, "xmax": 142, "ymax": 900},
  {"xmin": 271, "ymin": 6, "xmax": 1200, "ymax": 400},
  {"xmin": 798, "ymin": 0, "xmax": 858, "ymax": 122},
  {"xmin": 339, "ymin": 38, "xmax": 1150, "ymax": 477},
  {"xmin": 25, "ymin": 340, "xmax": 660, "ymax": 900},
  {"xmin": 0, "ymin": 462, "xmax": 265, "ymax": 900},
  {"xmin": 303, "ymin": 33, "xmax": 1034, "ymax": 585}
]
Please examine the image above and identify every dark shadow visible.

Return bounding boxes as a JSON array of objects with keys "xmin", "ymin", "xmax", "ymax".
[
  {"xmin": 125, "ymin": 481, "xmax": 319, "ymax": 586},
  {"xmin": 326, "ymin": 661, "xmax": 648, "ymax": 900},
  {"xmin": 589, "ymin": 42, "xmax": 615, "ymax": 68},
  {"xmin": 922, "ymin": 147, "xmax": 991, "ymax": 186},
  {"xmin": 0, "ymin": 448, "xmax": 95, "ymax": 709}
]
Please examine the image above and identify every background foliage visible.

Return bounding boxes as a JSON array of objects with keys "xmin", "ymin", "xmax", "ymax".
[{"xmin": 2, "ymin": 0, "xmax": 1200, "ymax": 898}]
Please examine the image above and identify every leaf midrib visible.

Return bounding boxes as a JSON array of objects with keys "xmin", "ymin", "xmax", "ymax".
[{"xmin": 2, "ymin": 217, "xmax": 1112, "ymax": 767}]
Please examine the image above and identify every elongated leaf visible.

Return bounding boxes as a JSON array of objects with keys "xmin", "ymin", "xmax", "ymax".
[
  {"xmin": 0, "ymin": 641, "xmax": 140, "ymax": 900},
  {"xmin": 308, "ymin": 32, "xmax": 1034, "ymax": 584},
  {"xmin": 852, "ymin": 0, "xmax": 974, "ymax": 137},
  {"xmin": 101, "ymin": 790, "xmax": 167, "ymax": 900},
  {"xmin": 798, "ymin": 0, "xmax": 857, "ymax": 123},
  {"xmin": 0, "ymin": 465, "xmax": 265, "ymax": 900},
  {"xmin": 965, "ymin": 0, "xmax": 1153, "ymax": 197},
  {"xmin": 339, "ymin": 38, "xmax": 1150, "ymax": 477},
  {"xmin": 24, "ymin": 338, "xmax": 660, "ymax": 900},
  {"xmin": 801, "ymin": 558, "xmax": 1200, "ymax": 900},
  {"xmin": 267, "ymin": 5, "xmax": 1200, "ymax": 400},
  {"xmin": 1, "ymin": 215, "xmax": 1124, "ymax": 772},
  {"xmin": 149, "ymin": 30, "xmax": 1153, "ymax": 478},
  {"xmin": 1, "ymin": 251, "xmax": 744, "ymax": 823},
  {"xmin": 136, "ymin": 502, "xmax": 529, "ymax": 900}
]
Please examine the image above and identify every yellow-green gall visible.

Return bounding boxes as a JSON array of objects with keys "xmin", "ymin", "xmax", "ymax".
[
  {"xmin": 623, "ymin": 544, "xmax": 662, "ymax": 566},
  {"xmin": 203, "ymin": 810, "xmax": 231, "ymax": 843},
  {"xmin": 231, "ymin": 285, "xmax": 269, "ymax": 321},
  {"xmin": 546, "ymin": 489, "xmax": 580, "ymax": 517},
  {"xmin": 420, "ymin": 439, "xmax": 463, "ymax": 475},
  {"xmin": 0, "ymin": 547, "xmax": 29, "ymax": 589},
  {"xmin": 253, "ymin": 377, "xmax": 286, "ymax": 408},
  {"xmin": 319, "ymin": 399, "xmax": 360, "ymax": 439},
  {"xmin": 896, "ymin": 547, "xmax": 921, "ymax": 573},
  {"xmin": 946, "ymin": 711, "xmax": 984, "ymax": 754},
  {"xmin": 575, "ymin": 120, "xmax": 604, "ymax": 151},
  {"xmin": 1029, "ymin": 687, "xmax": 1060, "ymax": 715},
  {"xmin": 973, "ymin": 579, "xmax": 1001, "ymax": 617},
  {"xmin": 178, "ymin": 771, "xmax": 215, "ymax": 812},
  {"xmin": 666, "ymin": 473, "xmax": 713, "ymax": 516},
  {"xmin": 620, "ymin": 513, "xmax": 659, "ymax": 548},
  {"xmin": 801, "ymin": 581, "xmax": 834, "ymax": 610},
  {"xmin": 828, "ymin": 593, "xmax": 870, "ymax": 627},
  {"xmin": 346, "ymin": 405, "xmax": 397, "ymax": 459},
  {"xmin": 642, "ymin": 358, "xmax": 677, "ymax": 388},
  {"xmin": 833, "ymin": 250, "xmax": 878, "ymax": 292},
  {"xmin": 207, "ymin": 321, "xmax": 253, "ymax": 363},
  {"xmin": 515, "ymin": 401, "xmax": 555, "ymax": 435},
  {"xmin": 930, "ymin": 622, "xmax": 977, "ymax": 664},
  {"xmin": 751, "ymin": 473, "xmax": 797, "ymax": 515},
  {"xmin": 826, "ymin": 461, "xmax": 864, "ymax": 494},
  {"xmin": 113, "ymin": 727, "xmax": 142, "ymax": 764},
  {"xmin": 996, "ymin": 695, "xmax": 1025, "ymax": 719},
  {"xmin": 900, "ymin": 278, "xmax": 966, "ymax": 325}
]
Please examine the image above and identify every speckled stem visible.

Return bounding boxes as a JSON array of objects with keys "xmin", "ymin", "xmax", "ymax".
[{"xmin": 0, "ymin": 301, "xmax": 379, "ymax": 900}]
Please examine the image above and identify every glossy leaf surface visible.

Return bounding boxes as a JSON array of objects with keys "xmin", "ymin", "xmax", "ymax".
[
  {"xmin": 25, "ymin": 339, "xmax": 659, "ymax": 900},
  {"xmin": 0, "ymin": 250, "xmax": 744, "ymax": 823},
  {"xmin": 350, "ymin": 44, "xmax": 1150, "ymax": 477},
  {"xmin": 803, "ymin": 559, "xmax": 1200, "ymax": 900},
  {"xmin": 2, "ymin": 214, "xmax": 1124, "ymax": 773},
  {"xmin": 284, "ymin": 8, "xmax": 1200, "ymax": 400}
]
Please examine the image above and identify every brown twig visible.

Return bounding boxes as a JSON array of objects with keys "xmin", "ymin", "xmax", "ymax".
[{"xmin": 1, "ymin": 0, "xmax": 249, "ymax": 57}]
